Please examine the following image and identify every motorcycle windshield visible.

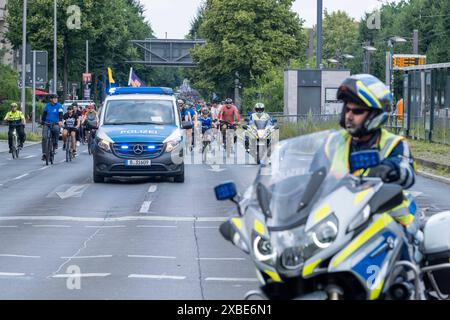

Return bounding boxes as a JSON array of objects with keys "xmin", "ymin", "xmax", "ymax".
[
  {"xmin": 254, "ymin": 130, "xmax": 341, "ymax": 230},
  {"xmin": 254, "ymin": 119, "xmax": 269, "ymax": 130}
]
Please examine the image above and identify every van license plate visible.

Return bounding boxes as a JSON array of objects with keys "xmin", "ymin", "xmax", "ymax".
[{"xmin": 126, "ymin": 160, "xmax": 151, "ymax": 166}]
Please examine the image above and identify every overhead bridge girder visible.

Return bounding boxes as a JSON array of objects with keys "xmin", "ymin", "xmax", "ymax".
[{"xmin": 127, "ymin": 39, "xmax": 205, "ymax": 67}]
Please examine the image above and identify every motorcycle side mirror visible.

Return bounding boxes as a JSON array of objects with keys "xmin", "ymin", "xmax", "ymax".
[
  {"xmin": 350, "ymin": 150, "xmax": 380, "ymax": 172},
  {"xmin": 244, "ymin": 118, "xmax": 250, "ymax": 124},
  {"xmin": 219, "ymin": 220, "xmax": 234, "ymax": 242},
  {"xmin": 272, "ymin": 119, "xmax": 278, "ymax": 124},
  {"xmin": 256, "ymin": 182, "xmax": 272, "ymax": 219}
]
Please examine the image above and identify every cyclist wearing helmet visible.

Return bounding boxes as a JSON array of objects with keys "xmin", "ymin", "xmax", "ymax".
[
  {"xmin": 71, "ymin": 102, "xmax": 82, "ymax": 146},
  {"xmin": 314, "ymin": 74, "xmax": 416, "ymax": 227},
  {"xmin": 82, "ymin": 104, "xmax": 99, "ymax": 141},
  {"xmin": 3, "ymin": 102, "xmax": 26, "ymax": 152},
  {"xmin": 41, "ymin": 94, "xmax": 63, "ymax": 161},
  {"xmin": 62, "ymin": 105, "xmax": 80, "ymax": 156},
  {"xmin": 218, "ymin": 98, "xmax": 240, "ymax": 146}
]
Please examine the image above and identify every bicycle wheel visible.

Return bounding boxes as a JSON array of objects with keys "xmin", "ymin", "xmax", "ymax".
[
  {"xmin": 66, "ymin": 137, "xmax": 71, "ymax": 162},
  {"xmin": 45, "ymin": 135, "xmax": 51, "ymax": 166}
]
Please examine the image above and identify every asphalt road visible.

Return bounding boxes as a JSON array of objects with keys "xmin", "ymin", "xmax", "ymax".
[{"xmin": 0, "ymin": 141, "xmax": 449, "ymax": 300}]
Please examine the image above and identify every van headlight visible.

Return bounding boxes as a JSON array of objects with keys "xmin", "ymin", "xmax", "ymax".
[
  {"xmin": 98, "ymin": 139, "xmax": 111, "ymax": 152},
  {"xmin": 165, "ymin": 140, "xmax": 181, "ymax": 153}
]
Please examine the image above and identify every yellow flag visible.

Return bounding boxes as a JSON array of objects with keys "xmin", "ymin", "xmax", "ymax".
[{"xmin": 108, "ymin": 67, "xmax": 115, "ymax": 84}]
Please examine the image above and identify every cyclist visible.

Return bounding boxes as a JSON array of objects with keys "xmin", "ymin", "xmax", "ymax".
[
  {"xmin": 62, "ymin": 105, "xmax": 80, "ymax": 156},
  {"xmin": 184, "ymin": 102, "xmax": 198, "ymax": 152},
  {"xmin": 3, "ymin": 102, "xmax": 26, "ymax": 153},
  {"xmin": 82, "ymin": 104, "xmax": 99, "ymax": 143},
  {"xmin": 72, "ymin": 102, "xmax": 82, "ymax": 146},
  {"xmin": 41, "ymin": 94, "xmax": 63, "ymax": 161},
  {"xmin": 218, "ymin": 98, "xmax": 240, "ymax": 147}
]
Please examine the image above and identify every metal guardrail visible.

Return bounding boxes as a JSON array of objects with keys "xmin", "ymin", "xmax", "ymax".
[{"xmin": 386, "ymin": 109, "xmax": 450, "ymax": 145}]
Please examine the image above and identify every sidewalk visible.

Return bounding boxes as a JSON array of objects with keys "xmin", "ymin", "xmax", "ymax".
[{"xmin": 0, "ymin": 140, "xmax": 40, "ymax": 153}]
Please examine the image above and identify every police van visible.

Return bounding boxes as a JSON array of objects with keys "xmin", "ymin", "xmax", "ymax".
[{"xmin": 93, "ymin": 87, "xmax": 188, "ymax": 183}]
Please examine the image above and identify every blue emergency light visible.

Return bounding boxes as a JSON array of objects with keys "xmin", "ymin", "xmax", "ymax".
[{"xmin": 108, "ymin": 87, "xmax": 174, "ymax": 96}]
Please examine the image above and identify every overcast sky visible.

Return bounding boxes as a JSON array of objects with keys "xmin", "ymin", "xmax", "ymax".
[{"xmin": 141, "ymin": 0, "xmax": 401, "ymax": 39}]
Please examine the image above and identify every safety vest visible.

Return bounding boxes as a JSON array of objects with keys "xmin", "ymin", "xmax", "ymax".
[
  {"xmin": 325, "ymin": 129, "xmax": 405, "ymax": 175},
  {"xmin": 325, "ymin": 129, "xmax": 415, "ymax": 226},
  {"xmin": 251, "ymin": 112, "xmax": 270, "ymax": 121},
  {"xmin": 4, "ymin": 110, "xmax": 25, "ymax": 122}
]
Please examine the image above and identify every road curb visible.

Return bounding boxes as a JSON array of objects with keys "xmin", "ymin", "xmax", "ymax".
[{"xmin": 417, "ymin": 170, "xmax": 450, "ymax": 185}]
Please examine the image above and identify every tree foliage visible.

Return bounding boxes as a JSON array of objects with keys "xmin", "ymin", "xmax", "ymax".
[{"xmin": 187, "ymin": 0, "xmax": 307, "ymax": 99}]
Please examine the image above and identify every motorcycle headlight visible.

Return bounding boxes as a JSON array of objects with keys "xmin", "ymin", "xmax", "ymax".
[
  {"xmin": 253, "ymin": 235, "xmax": 276, "ymax": 264},
  {"xmin": 257, "ymin": 130, "xmax": 266, "ymax": 139},
  {"xmin": 307, "ymin": 214, "xmax": 339, "ymax": 253},
  {"xmin": 281, "ymin": 246, "xmax": 304, "ymax": 270},
  {"xmin": 98, "ymin": 139, "xmax": 111, "ymax": 152},
  {"xmin": 165, "ymin": 140, "xmax": 181, "ymax": 153}
]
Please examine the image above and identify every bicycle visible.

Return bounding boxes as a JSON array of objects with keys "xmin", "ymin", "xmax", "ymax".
[
  {"xmin": 220, "ymin": 121, "xmax": 237, "ymax": 158},
  {"xmin": 43, "ymin": 123, "xmax": 57, "ymax": 166},
  {"xmin": 85, "ymin": 127, "xmax": 97, "ymax": 155},
  {"xmin": 9, "ymin": 123, "xmax": 22, "ymax": 159},
  {"xmin": 65, "ymin": 131, "xmax": 74, "ymax": 162}
]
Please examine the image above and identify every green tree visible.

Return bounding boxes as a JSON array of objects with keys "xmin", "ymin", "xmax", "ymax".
[
  {"xmin": 6, "ymin": 0, "xmax": 153, "ymax": 101},
  {"xmin": 188, "ymin": 0, "xmax": 306, "ymax": 99}
]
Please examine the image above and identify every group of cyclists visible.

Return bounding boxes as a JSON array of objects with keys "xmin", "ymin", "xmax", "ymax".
[
  {"xmin": 2, "ymin": 94, "xmax": 99, "ymax": 161},
  {"xmin": 177, "ymin": 97, "xmax": 273, "ymax": 154}
]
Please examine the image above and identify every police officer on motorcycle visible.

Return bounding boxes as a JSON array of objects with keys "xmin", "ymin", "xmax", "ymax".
[
  {"xmin": 321, "ymin": 74, "xmax": 416, "ymax": 227},
  {"xmin": 245, "ymin": 102, "xmax": 272, "ymax": 152}
]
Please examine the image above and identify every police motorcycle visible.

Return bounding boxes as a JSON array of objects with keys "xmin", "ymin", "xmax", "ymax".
[
  {"xmin": 243, "ymin": 119, "xmax": 278, "ymax": 164},
  {"xmin": 214, "ymin": 130, "xmax": 450, "ymax": 300}
]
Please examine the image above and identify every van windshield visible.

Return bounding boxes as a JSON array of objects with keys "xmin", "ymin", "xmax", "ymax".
[{"xmin": 104, "ymin": 100, "xmax": 175, "ymax": 125}]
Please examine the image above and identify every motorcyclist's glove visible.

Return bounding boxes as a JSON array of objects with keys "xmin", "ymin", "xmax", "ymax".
[{"xmin": 368, "ymin": 163, "xmax": 400, "ymax": 182}]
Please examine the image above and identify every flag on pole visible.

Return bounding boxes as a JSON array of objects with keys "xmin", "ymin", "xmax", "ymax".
[
  {"xmin": 107, "ymin": 67, "xmax": 115, "ymax": 84},
  {"xmin": 128, "ymin": 67, "xmax": 145, "ymax": 87}
]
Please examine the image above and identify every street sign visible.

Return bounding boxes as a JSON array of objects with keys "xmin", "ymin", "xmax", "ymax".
[
  {"xmin": 83, "ymin": 73, "xmax": 92, "ymax": 84},
  {"xmin": 393, "ymin": 54, "xmax": 426, "ymax": 69},
  {"xmin": 18, "ymin": 49, "xmax": 48, "ymax": 88}
]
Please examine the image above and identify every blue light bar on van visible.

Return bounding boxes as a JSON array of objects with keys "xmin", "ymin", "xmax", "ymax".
[{"xmin": 108, "ymin": 87, "xmax": 174, "ymax": 96}]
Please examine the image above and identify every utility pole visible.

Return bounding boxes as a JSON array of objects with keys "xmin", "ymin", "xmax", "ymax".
[
  {"xmin": 32, "ymin": 50, "xmax": 36, "ymax": 132},
  {"xmin": 21, "ymin": 0, "xmax": 27, "ymax": 115},
  {"xmin": 316, "ymin": 0, "xmax": 323, "ymax": 69},
  {"xmin": 413, "ymin": 30, "xmax": 419, "ymax": 54},
  {"xmin": 53, "ymin": 0, "xmax": 57, "ymax": 94}
]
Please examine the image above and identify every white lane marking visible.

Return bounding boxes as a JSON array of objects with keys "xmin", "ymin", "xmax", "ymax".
[
  {"xmin": 139, "ymin": 201, "xmax": 152, "ymax": 214},
  {"xmin": 55, "ymin": 184, "xmax": 89, "ymax": 199},
  {"xmin": 23, "ymin": 155, "xmax": 36, "ymax": 159},
  {"xmin": 136, "ymin": 225, "xmax": 177, "ymax": 228},
  {"xmin": 0, "ymin": 226, "xmax": 18, "ymax": 228},
  {"xmin": 58, "ymin": 159, "xmax": 65, "ymax": 164},
  {"xmin": 13, "ymin": 173, "xmax": 29, "ymax": 180},
  {"xmin": 37, "ymin": 166, "xmax": 49, "ymax": 171},
  {"xmin": 0, "ymin": 254, "xmax": 40, "ymax": 259},
  {"xmin": 205, "ymin": 277, "xmax": 258, "ymax": 282},
  {"xmin": 60, "ymin": 255, "xmax": 113, "ymax": 259},
  {"xmin": 197, "ymin": 258, "xmax": 246, "ymax": 261},
  {"xmin": 33, "ymin": 225, "xmax": 71, "ymax": 228},
  {"xmin": 127, "ymin": 255, "xmax": 176, "ymax": 259},
  {"xmin": 128, "ymin": 274, "xmax": 186, "ymax": 280},
  {"xmin": 148, "ymin": 185, "xmax": 158, "ymax": 193},
  {"xmin": 0, "ymin": 272, "xmax": 26, "ymax": 277},
  {"xmin": 52, "ymin": 273, "xmax": 110, "ymax": 278},
  {"xmin": 0, "ymin": 216, "xmax": 228, "ymax": 222},
  {"xmin": 85, "ymin": 225, "xmax": 126, "ymax": 228},
  {"xmin": 409, "ymin": 191, "xmax": 424, "ymax": 198},
  {"xmin": 194, "ymin": 226, "xmax": 218, "ymax": 229}
]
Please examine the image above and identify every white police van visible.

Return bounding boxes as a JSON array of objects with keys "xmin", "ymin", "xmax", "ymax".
[{"xmin": 93, "ymin": 87, "xmax": 188, "ymax": 183}]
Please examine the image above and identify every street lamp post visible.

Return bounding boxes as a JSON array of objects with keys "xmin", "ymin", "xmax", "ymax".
[
  {"xmin": 21, "ymin": 0, "xmax": 27, "ymax": 115},
  {"xmin": 387, "ymin": 36, "xmax": 407, "ymax": 97},
  {"xmin": 363, "ymin": 45, "xmax": 377, "ymax": 74},
  {"xmin": 53, "ymin": 0, "xmax": 57, "ymax": 94}
]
